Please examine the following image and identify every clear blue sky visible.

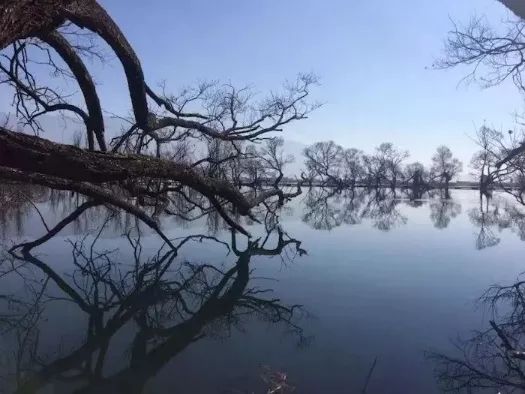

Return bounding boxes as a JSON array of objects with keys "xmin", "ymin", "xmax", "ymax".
[{"xmin": 2, "ymin": 0, "xmax": 523, "ymax": 173}]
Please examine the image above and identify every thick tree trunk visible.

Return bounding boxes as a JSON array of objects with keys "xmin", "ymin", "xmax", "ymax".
[
  {"xmin": 40, "ymin": 31, "xmax": 106, "ymax": 151},
  {"xmin": 0, "ymin": 128, "xmax": 299, "ymax": 216},
  {"xmin": 0, "ymin": 0, "xmax": 72, "ymax": 49},
  {"xmin": 499, "ymin": 0, "xmax": 525, "ymax": 19}
]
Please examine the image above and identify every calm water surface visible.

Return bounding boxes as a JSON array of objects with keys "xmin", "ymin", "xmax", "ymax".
[{"xmin": 1, "ymin": 188, "xmax": 524, "ymax": 393}]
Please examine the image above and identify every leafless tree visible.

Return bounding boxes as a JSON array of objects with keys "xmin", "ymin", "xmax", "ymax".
[
  {"xmin": 438, "ymin": 3, "xmax": 525, "ymax": 187},
  {"xmin": 362, "ymin": 153, "xmax": 385, "ymax": 189},
  {"xmin": 303, "ymin": 141, "xmax": 344, "ymax": 187},
  {"xmin": 361, "ymin": 143, "xmax": 408, "ymax": 190},
  {"xmin": 404, "ymin": 162, "xmax": 430, "ymax": 199},
  {"xmin": 470, "ymin": 126, "xmax": 504, "ymax": 195},
  {"xmin": 430, "ymin": 146, "xmax": 463, "ymax": 196},
  {"xmin": 0, "ymin": 0, "xmax": 319, "ymax": 237},
  {"xmin": 258, "ymin": 137, "xmax": 295, "ymax": 188},
  {"xmin": 341, "ymin": 148, "xmax": 365, "ymax": 188}
]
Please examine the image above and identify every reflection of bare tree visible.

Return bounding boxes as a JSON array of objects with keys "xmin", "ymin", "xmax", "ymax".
[
  {"xmin": 360, "ymin": 190, "xmax": 407, "ymax": 232},
  {"xmin": 302, "ymin": 188, "xmax": 407, "ymax": 232},
  {"xmin": 302, "ymin": 188, "xmax": 366, "ymax": 230},
  {"xmin": 0, "ymin": 182, "xmax": 48, "ymax": 238},
  {"xmin": 429, "ymin": 199, "xmax": 462, "ymax": 229},
  {"xmin": 428, "ymin": 278, "xmax": 525, "ymax": 393},
  {"xmin": 468, "ymin": 195, "xmax": 504, "ymax": 250},
  {"xmin": 503, "ymin": 204, "xmax": 525, "ymax": 242},
  {"xmin": 468, "ymin": 194, "xmax": 525, "ymax": 249},
  {"xmin": 0, "ymin": 198, "xmax": 307, "ymax": 393}
]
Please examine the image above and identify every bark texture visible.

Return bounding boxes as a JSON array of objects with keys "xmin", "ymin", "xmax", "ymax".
[
  {"xmin": 0, "ymin": 0, "xmax": 71, "ymax": 49},
  {"xmin": 0, "ymin": 128, "xmax": 287, "ymax": 216}
]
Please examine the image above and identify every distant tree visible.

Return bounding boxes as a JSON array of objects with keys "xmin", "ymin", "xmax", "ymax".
[
  {"xmin": 341, "ymin": 148, "xmax": 365, "ymax": 188},
  {"xmin": 378, "ymin": 143, "xmax": 409, "ymax": 189},
  {"xmin": 242, "ymin": 145, "xmax": 264, "ymax": 188},
  {"xmin": 303, "ymin": 141, "xmax": 344, "ymax": 186},
  {"xmin": 362, "ymin": 154, "xmax": 383, "ymax": 189},
  {"xmin": 404, "ymin": 162, "xmax": 429, "ymax": 199},
  {"xmin": 362, "ymin": 143, "xmax": 408, "ymax": 189},
  {"xmin": 470, "ymin": 126, "xmax": 503, "ymax": 195},
  {"xmin": 430, "ymin": 146, "xmax": 463, "ymax": 194},
  {"xmin": 258, "ymin": 137, "xmax": 294, "ymax": 188}
]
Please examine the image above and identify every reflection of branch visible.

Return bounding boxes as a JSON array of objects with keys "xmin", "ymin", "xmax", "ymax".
[
  {"xmin": 361, "ymin": 356, "xmax": 378, "ymax": 394},
  {"xmin": 428, "ymin": 277, "xmax": 525, "ymax": 392},
  {"xmin": 11, "ymin": 200, "xmax": 99, "ymax": 253},
  {"xmin": 0, "ymin": 207, "xmax": 307, "ymax": 394},
  {"xmin": 489, "ymin": 320, "xmax": 525, "ymax": 360},
  {"xmin": 0, "ymin": 166, "xmax": 175, "ymax": 248}
]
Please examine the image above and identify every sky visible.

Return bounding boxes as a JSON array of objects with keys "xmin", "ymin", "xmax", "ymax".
[{"xmin": 1, "ymin": 0, "xmax": 523, "ymax": 177}]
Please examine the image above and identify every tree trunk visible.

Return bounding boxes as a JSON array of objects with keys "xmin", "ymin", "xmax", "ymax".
[
  {"xmin": 499, "ymin": 0, "xmax": 525, "ymax": 19},
  {"xmin": 0, "ymin": 128, "xmax": 263, "ymax": 215},
  {"xmin": 0, "ymin": 0, "xmax": 72, "ymax": 50}
]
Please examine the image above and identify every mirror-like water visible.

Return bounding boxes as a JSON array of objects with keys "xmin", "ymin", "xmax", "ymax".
[{"xmin": 1, "ymin": 187, "xmax": 524, "ymax": 393}]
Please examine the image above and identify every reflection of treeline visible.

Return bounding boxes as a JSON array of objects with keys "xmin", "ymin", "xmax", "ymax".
[
  {"xmin": 302, "ymin": 188, "xmax": 525, "ymax": 249},
  {"xmin": 302, "ymin": 188, "xmax": 460, "ymax": 232}
]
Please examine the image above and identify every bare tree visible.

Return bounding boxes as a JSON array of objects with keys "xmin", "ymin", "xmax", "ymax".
[
  {"xmin": 0, "ymin": 0, "xmax": 320, "ymax": 236},
  {"xmin": 361, "ymin": 143, "xmax": 408, "ymax": 190},
  {"xmin": 430, "ymin": 146, "xmax": 463, "ymax": 195},
  {"xmin": 303, "ymin": 141, "xmax": 344, "ymax": 187},
  {"xmin": 341, "ymin": 148, "xmax": 365, "ymax": 188},
  {"xmin": 404, "ymin": 162, "xmax": 430, "ymax": 199},
  {"xmin": 362, "ymin": 153, "xmax": 385, "ymax": 189},
  {"xmin": 470, "ymin": 126, "xmax": 504, "ymax": 195},
  {"xmin": 257, "ymin": 137, "xmax": 295, "ymax": 188},
  {"xmin": 378, "ymin": 142, "xmax": 409, "ymax": 190},
  {"xmin": 438, "ymin": 4, "xmax": 525, "ymax": 178}
]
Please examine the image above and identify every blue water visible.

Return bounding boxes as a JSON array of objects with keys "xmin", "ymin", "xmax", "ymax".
[{"xmin": 0, "ymin": 188, "xmax": 523, "ymax": 393}]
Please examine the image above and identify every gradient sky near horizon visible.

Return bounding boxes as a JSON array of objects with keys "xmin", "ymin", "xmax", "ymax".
[{"xmin": 1, "ymin": 0, "xmax": 523, "ymax": 176}]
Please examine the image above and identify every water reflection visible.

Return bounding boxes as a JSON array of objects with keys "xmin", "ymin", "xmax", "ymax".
[
  {"xmin": 301, "ymin": 187, "xmax": 525, "ymax": 251},
  {"xmin": 301, "ymin": 188, "xmax": 462, "ymax": 231},
  {"xmin": 0, "ymin": 200, "xmax": 308, "ymax": 393},
  {"xmin": 429, "ymin": 199, "xmax": 461, "ymax": 230},
  {"xmin": 466, "ymin": 194, "xmax": 525, "ymax": 250},
  {"xmin": 5, "ymin": 185, "xmax": 525, "ymax": 392},
  {"xmin": 426, "ymin": 194, "xmax": 525, "ymax": 392},
  {"xmin": 428, "ymin": 278, "xmax": 525, "ymax": 393},
  {"xmin": 302, "ymin": 188, "xmax": 366, "ymax": 230}
]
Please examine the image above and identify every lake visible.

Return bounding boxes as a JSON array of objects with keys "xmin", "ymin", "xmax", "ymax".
[{"xmin": 1, "ymin": 186, "xmax": 524, "ymax": 393}]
